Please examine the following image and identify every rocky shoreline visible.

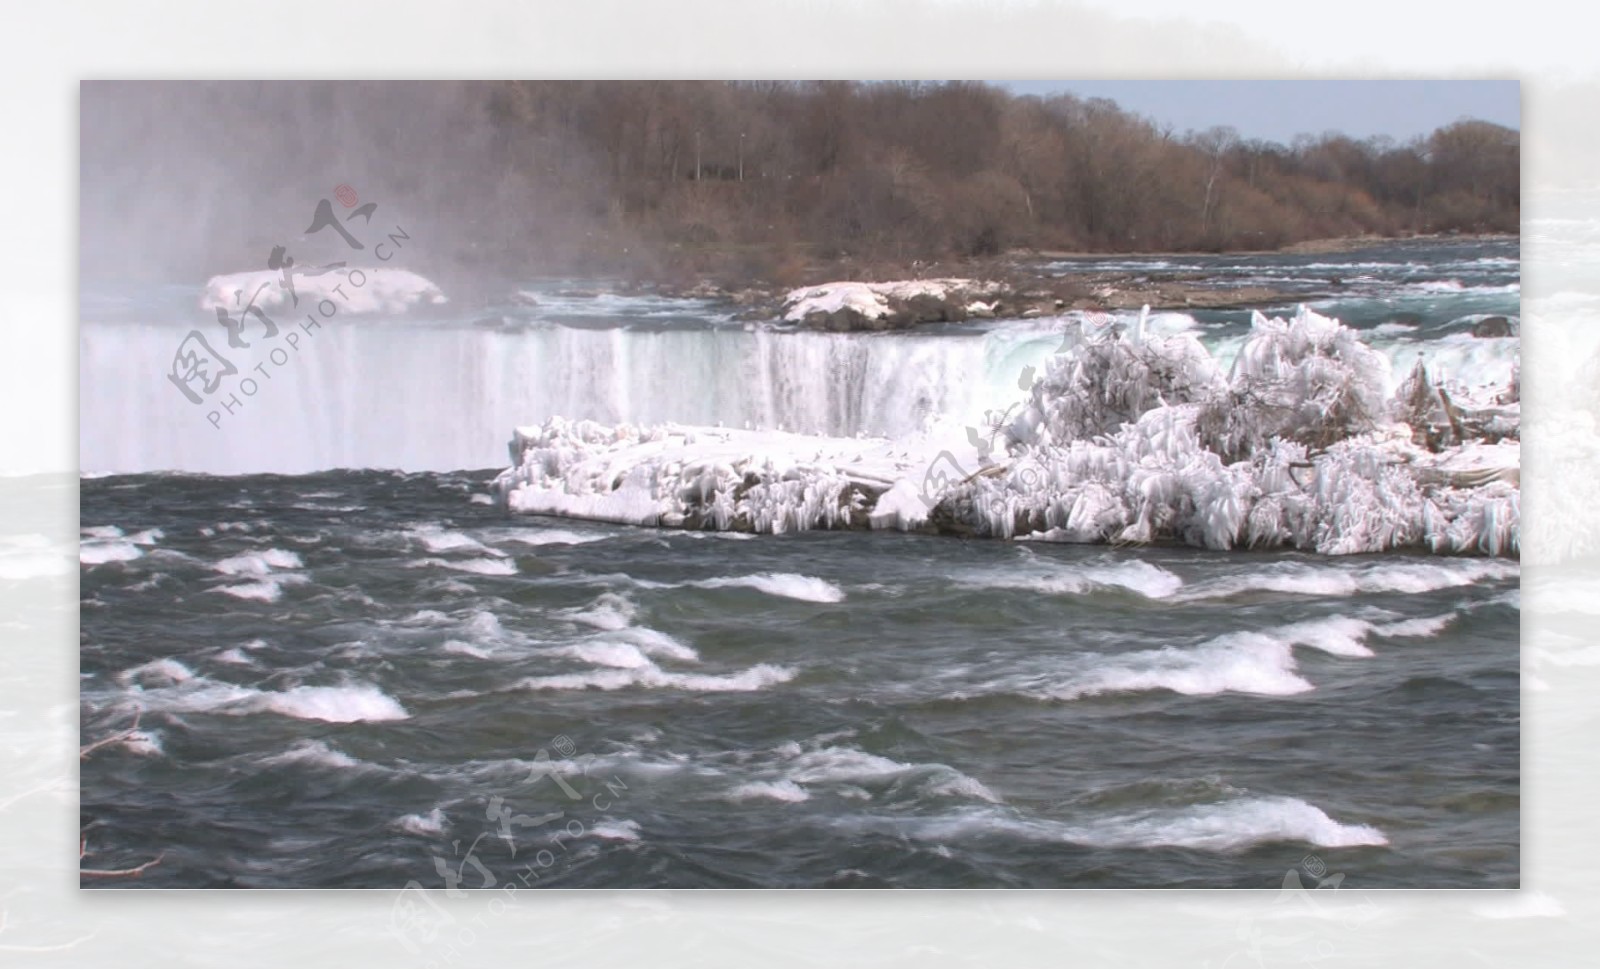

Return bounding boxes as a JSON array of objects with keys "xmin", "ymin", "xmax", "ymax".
[
  {"xmin": 518, "ymin": 233, "xmax": 1516, "ymax": 332},
  {"xmin": 619, "ymin": 232, "xmax": 1518, "ymax": 329}
]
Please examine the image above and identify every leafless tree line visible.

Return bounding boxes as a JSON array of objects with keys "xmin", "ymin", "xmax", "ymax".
[{"xmin": 81, "ymin": 81, "xmax": 1518, "ymax": 283}]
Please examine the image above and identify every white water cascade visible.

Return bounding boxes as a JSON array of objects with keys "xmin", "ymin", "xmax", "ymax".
[{"xmin": 79, "ymin": 318, "xmax": 1065, "ymax": 475}]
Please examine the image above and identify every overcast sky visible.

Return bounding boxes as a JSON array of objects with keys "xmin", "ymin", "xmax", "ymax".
[{"xmin": 994, "ymin": 80, "xmax": 1520, "ymax": 145}]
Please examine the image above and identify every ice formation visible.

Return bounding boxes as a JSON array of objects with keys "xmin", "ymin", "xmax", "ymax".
[
  {"xmin": 495, "ymin": 419, "xmax": 955, "ymax": 534},
  {"xmin": 496, "ymin": 306, "xmax": 1519, "ymax": 557}
]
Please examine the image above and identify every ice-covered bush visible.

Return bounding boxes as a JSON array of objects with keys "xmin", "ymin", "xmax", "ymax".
[{"xmin": 1197, "ymin": 307, "xmax": 1391, "ymax": 462}]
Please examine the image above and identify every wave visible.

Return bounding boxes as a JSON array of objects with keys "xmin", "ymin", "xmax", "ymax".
[
  {"xmin": 408, "ymin": 556, "xmax": 517, "ymax": 576},
  {"xmin": 561, "ymin": 592, "xmax": 637, "ymax": 631},
  {"xmin": 260, "ymin": 739, "xmax": 369, "ymax": 771},
  {"xmin": 409, "ymin": 526, "xmax": 496, "ymax": 554},
  {"xmin": 513, "ymin": 662, "xmax": 794, "ymax": 693},
  {"xmin": 957, "ymin": 557, "xmax": 1183, "ymax": 599},
  {"xmin": 956, "ymin": 613, "xmax": 1444, "ymax": 703},
  {"xmin": 724, "ymin": 780, "xmax": 812, "ymax": 804},
  {"xmin": 114, "ymin": 674, "xmax": 409, "ymax": 723},
  {"xmin": 856, "ymin": 795, "xmax": 1386, "ymax": 853},
  {"xmin": 767, "ymin": 742, "xmax": 1001, "ymax": 804},
  {"xmin": 213, "ymin": 548, "xmax": 303, "ymax": 575},
  {"xmin": 117, "ymin": 658, "xmax": 197, "ymax": 687},
  {"xmin": 1177, "ymin": 559, "xmax": 1519, "ymax": 600},
  {"xmin": 265, "ymin": 684, "xmax": 409, "ymax": 722},
  {"xmin": 394, "ymin": 807, "xmax": 449, "ymax": 836},
  {"xmin": 559, "ymin": 641, "xmax": 654, "ymax": 669},
  {"xmin": 210, "ymin": 574, "xmax": 309, "ymax": 602},
  {"xmin": 491, "ymin": 528, "xmax": 616, "ymax": 547},
  {"xmin": 441, "ymin": 639, "xmax": 493, "ymax": 659},
  {"xmin": 691, "ymin": 573, "xmax": 845, "ymax": 603},
  {"xmin": 589, "ymin": 819, "xmax": 643, "ymax": 841}
]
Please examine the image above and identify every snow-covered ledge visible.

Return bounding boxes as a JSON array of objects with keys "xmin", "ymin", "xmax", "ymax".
[
  {"xmin": 493, "ymin": 419, "xmax": 956, "ymax": 534},
  {"xmin": 781, "ymin": 279, "xmax": 1004, "ymax": 331},
  {"xmin": 202, "ymin": 267, "xmax": 447, "ymax": 316}
]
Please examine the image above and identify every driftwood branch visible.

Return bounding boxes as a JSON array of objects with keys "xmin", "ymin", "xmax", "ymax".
[
  {"xmin": 80, "ymin": 852, "xmax": 165, "ymax": 879},
  {"xmin": 79, "ymin": 709, "xmax": 164, "ymax": 880},
  {"xmin": 79, "ymin": 709, "xmax": 142, "ymax": 761}
]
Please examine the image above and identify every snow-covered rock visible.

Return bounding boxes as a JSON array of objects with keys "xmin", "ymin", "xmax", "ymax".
[
  {"xmin": 202, "ymin": 267, "xmax": 446, "ymax": 316},
  {"xmin": 781, "ymin": 279, "xmax": 1003, "ymax": 331}
]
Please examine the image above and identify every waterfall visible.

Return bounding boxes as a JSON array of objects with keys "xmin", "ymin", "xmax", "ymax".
[{"xmin": 79, "ymin": 318, "xmax": 1066, "ymax": 474}]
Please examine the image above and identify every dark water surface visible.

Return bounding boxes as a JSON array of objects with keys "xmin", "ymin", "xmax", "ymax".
[{"xmin": 80, "ymin": 470, "xmax": 1518, "ymax": 888}]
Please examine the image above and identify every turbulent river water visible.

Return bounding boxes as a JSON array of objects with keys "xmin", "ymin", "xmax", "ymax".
[{"xmin": 79, "ymin": 238, "xmax": 1519, "ymax": 888}]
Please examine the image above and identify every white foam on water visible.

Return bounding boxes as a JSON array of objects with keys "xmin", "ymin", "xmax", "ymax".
[
  {"xmin": 403, "ymin": 609, "xmax": 451, "ymax": 625},
  {"xmin": 1078, "ymin": 634, "xmax": 1312, "ymax": 698},
  {"xmin": 780, "ymin": 744, "xmax": 910, "ymax": 785},
  {"xmin": 1270, "ymin": 616, "xmax": 1377, "ymax": 658},
  {"xmin": 878, "ymin": 796, "xmax": 1387, "ymax": 853},
  {"xmin": 263, "ymin": 684, "xmax": 410, "ymax": 722},
  {"xmin": 260, "ymin": 739, "xmax": 366, "ymax": 771},
  {"xmin": 395, "ymin": 808, "xmax": 449, "ymax": 837},
  {"xmin": 960, "ymin": 558, "xmax": 1184, "ymax": 599},
  {"xmin": 117, "ymin": 658, "xmax": 196, "ymax": 687},
  {"xmin": 922, "ymin": 774, "xmax": 1004, "ymax": 803},
  {"xmin": 600, "ymin": 626, "xmax": 700, "ymax": 662},
  {"xmin": 563, "ymin": 642, "xmax": 653, "ymax": 669},
  {"xmin": 724, "ymin": 780, "xmax": 812, "ymax": 804},
  {"xmin": 442, "ymin": 640, "xmax": 493, "ymax": 659},
  {"xmin": 214, "ymin": 647, "xmax": 257, "ymax": 665},
  {"xmin": 1374, "ymin": 614, "xmax": 1456, "ymax": 638},
  {"xmin": 121, "ymin": 677, "xmax": 407, "ymax": 724},
  {"xmin": 211, "ymin": 574, "xmax": 309, "ymax": 603},
  {"xmin": 463, "ymin": 610, "xmax": 507, "ymax": 639},
  {"xmin": 410, "ymin": 527, "xmax": 494, "ymax": 554},
  {"xmin": 589, "ymin": 819, "xmax": 642, "ymax": 841},
  {"xmin": 773, "ymin": 743, "xmax": 1001, "ymax": 803},
  {"xmin": 496, "ymin": 528, "xmax": 614, "ymax": 547},
  {"xmin": 515, "ymin": 662, "xmax": 794, "ymax": 693},
  {"xmin": 411, "ymin": 556, "xmax": 517, "ymax": 576},
  {"xmin": 1060, "ymin": 796, "xmax": 1389, "ymax": 851},
  {"xmin": 213, "ymin": 548, "xmax": 303, "ymax": 575},
  {"xmin": 1017, "ymin": 632, "xmax": 1315, "ymax": 701},
  {"xmin": 562, "ymin": 592, "xmax": 637, "ymax": 631},
  {"xmin": 1180, "ymin": 559, "xmax": 1519, "ymax": 600},
  {"xmin": 692, "ymin": 573, "xmax": 845, "ymax": 603},
  {"xmin": 80, "ymin": 540, "xmax": 144, "ymax": 565}
]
